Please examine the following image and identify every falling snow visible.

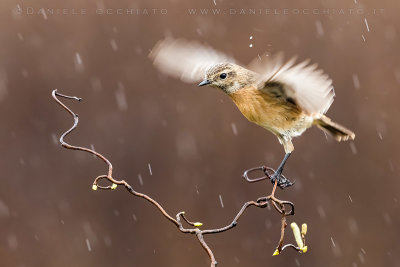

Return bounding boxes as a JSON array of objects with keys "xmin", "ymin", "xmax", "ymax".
[
  {"xmin": 51, "ymin": 133, "xmax": 58, "ymax": 145},
  {"xmin": 90, "ymin": 144, "xmax": 96, "ymax": 158},
  {"xmin": 86, "ymin": 238, "xmax": 92, "ymax": 252},
  {"xmin": 361, "ymin": 34, "xmax": 366, "ymax": 42},
  {"xmin": 4, "ymin": 5, "xmax": 397, "ymax": 267},
  {"xmin": 376, "ymin": 122, "xmax": 386, "ymax": 140},
  {"xmin": 315, "ymin": 20, "xmax": 324, "ymax": 37},
  {"xmin": 0, "ymin": 200, "xmax": 10, "ymax": 217},
  {"xmin": 330, "ymin": 237, "xmax": 336, "ymax": 247},
  {"xmin": 358, "ymin": 251, "xmax": 365, "ymax": 263},
  {"xmin": 364, "ymin": 18, "xmax": 370, "ymax": 32},
  {"xmin": 21, "ymin": 69, "xmax": 28, "ymax": 78},
  {"xmin": 90, "ymin": 77, "xmax": 102, "ymax": 91},
  {"xmin": 176, "ymin": 132, "xmax": 197, "ymax": 158},
  {"xmin": 265, "ymin": 219, "xmax": 272, "ymax": 229},
  {"xmin": 219, "ymin": 194, "xmax": 224, "ymax": 208},
  {"xmin": 115, "ymin": 82, "xmax": 128, "ymax": 111},
  {"xmin": 40, "ymin": 9, "xmax": 48, "ymax": 20},
  {"xmin": 383, "ymin": 212, "xmax": 392, "ymax": 224},
  {"xmin": 138, "ymin": 174, "xmax": 143, "ymax": 185},
  {"xmin": 231, "ymin": 123, "xmax": 238, "ymax": 135},
  {"xmin": 110, "ymin": 39, "xmax": 118, "ymax": 51},
  {"xmin": 104, "ymin": 236, "xmax": 112, "ymax": 247},
  {"xmin": 352, "ymin": 74, "xmax": 360, "ymax": 89},
  {"xmin": 348, "ymin": 217, "xmax": 359, "ymax": 234},
  {"xmin": 317, "ymin": 205, "xmax": 326, "ymax": 219},
  {"xmin": 388, "ymin": 160, "xmax": 394, "ymax": 172},
  {"xmin": 74, "ymin": 52, "xmax": 84, "ymax": 72}
]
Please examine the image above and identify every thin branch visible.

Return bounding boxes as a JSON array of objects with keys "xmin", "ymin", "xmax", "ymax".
[
  {"xmin": 52, "ymin": 89, "xmax": 304, "ymax": 266},
  {"xmin": 52, "ymin": 89, "xmax": 113, "ymax": 178}
]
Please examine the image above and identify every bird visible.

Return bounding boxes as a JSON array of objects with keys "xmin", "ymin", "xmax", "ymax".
[{"xmin": 149, "ymin": 38, "xmax": 355, "ymax": 188}]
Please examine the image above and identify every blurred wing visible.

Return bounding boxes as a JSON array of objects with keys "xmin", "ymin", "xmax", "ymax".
[
  {"xmin": 250, "ymin": 53, "xmax": 335, "ymax": 115},
  {"xmin": 149, "ymin": 38, "xmax": 236, "ymax": 83},
  {"xmin": 247, "ymin": 52, "xmax": 288, "ymax": 79}
]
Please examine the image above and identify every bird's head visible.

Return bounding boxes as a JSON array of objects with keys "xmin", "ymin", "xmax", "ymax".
[{"xmin": 198, "ymin": 63, "xmax": 256, "ymax": 94}]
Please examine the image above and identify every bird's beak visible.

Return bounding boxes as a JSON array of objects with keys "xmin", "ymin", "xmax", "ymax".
[{"xmin": 198, "ymin": 79, "xmax": 211, "ymax": 87}]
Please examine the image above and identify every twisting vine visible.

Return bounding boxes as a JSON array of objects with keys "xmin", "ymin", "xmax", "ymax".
[{"xmin": 51, "ymin": 89, "xmax": 308, "ymax": 267}]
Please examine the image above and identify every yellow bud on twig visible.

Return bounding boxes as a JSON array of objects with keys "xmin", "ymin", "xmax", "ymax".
[
  {"xmin": 194, "ymin": 222, "xmax": 203, "ymax": 227},
  {"xmin": 111, "ymin": 183, "xmax": 117, "ymax": 190},
  {"xmin": 290, "ymin": 222, "xmax": 304, "ymax": 249},
  {"xmin": 92, "ymin": 184, "xmax": 98, "ymax": 191},
  {"xmin": 272, "ymin": 249, "xmax": 279, "ymax": 256},
  {"xmin": 301, "ymin": 223, "xmax": 307, "ymax": 236}
]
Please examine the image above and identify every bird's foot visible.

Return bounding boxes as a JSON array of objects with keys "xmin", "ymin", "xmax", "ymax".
[
  {"xmin": 242, "ymin": 165, "xmax": 294, "ymax": 189},
  {"xmin": 270, "ymin": 171, "xmax": 294, "ymax": 189}
]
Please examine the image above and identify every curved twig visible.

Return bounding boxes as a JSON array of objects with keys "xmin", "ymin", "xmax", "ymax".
[
  {"xmin": 52, "ymin": 89, "xmax": 301, "ymax": 267},
  {"xmin": 52, "ymin": 89, "xmax": 113, "ymax": 178}
]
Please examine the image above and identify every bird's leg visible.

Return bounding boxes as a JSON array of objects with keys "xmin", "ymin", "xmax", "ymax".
[
  {"xmin": 270, "ymin": 153, "xmax": 294, "ymax": 189},
  {"xmin": 275, "ymin": 153, "xmax": 291, "ymax": 176}
]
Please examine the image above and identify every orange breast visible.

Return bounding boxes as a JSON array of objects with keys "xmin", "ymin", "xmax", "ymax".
[{"xmin": 229, "ymin": 87, "xmax": 306, "ymax": 136}]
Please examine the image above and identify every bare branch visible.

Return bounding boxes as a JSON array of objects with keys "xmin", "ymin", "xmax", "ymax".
[{"xmin": 52, "ymin": 89, "xmax": 305, "ymax": 266}]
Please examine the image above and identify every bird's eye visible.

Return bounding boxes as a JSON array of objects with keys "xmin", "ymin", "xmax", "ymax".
[{"xmin": 219, "ymin": 73, "xmax": 227, "ymax": 79}]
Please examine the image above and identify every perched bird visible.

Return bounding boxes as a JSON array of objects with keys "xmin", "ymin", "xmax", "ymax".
[{"xmin": 149, "ymin": 38, "xmax": 355, "ymax": 188}]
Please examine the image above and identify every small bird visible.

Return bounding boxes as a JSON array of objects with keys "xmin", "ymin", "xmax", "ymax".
[{"xmin": 150, "ymin": 38, "xmax": 355, "ymax": 187}]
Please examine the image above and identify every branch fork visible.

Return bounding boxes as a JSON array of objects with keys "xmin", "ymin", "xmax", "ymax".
[{"xmin": 52, "ymin": 89, "xmax": 307, "ymax": 267}]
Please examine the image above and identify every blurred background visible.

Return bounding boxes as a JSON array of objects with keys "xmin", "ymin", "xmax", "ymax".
[{"xmin": 1, "ymin": 0, "xmax": 399, "ymax": 266}]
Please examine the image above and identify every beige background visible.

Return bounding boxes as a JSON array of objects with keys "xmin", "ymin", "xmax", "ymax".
[{"xmin": 1, "ymin": 0, "xmax": 399, "ymax": 266}]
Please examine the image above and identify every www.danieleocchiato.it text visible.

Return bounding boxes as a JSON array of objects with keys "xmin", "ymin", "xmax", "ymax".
[{"xmin": 187, "ymin": 8, "xmax": 384, "ymax": 15}]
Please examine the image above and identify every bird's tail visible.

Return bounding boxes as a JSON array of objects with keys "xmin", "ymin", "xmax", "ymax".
[{"xmin": 314, "ymin": 115, "xmax": 355, "ymax": 142}]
